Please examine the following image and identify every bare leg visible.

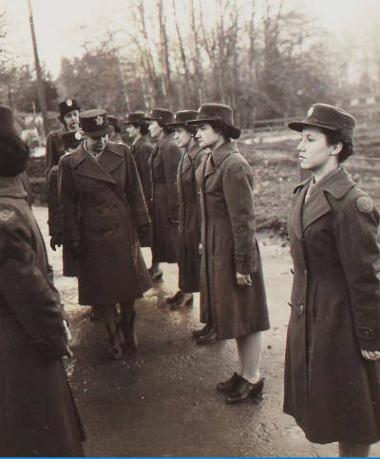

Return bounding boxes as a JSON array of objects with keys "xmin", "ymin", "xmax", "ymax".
[
  {"xmin": 236, "ymin": 332, "xmax": 263, "ymax": 384},
  {"xmin": 338, "ymin": 442, "xmax": 370, "ymax": 457}
]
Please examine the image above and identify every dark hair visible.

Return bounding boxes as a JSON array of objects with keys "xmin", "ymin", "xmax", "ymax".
[
  {"xmin": 208, "ymin": 120, "xmax": 231, "ymax": 142},
  {"xmin": 0, "ymin": 134, "xmax": 30, "ymax": 177},
  {"xmin": 132, "ymin": 123, "xmax": 149, "ymax": 136},
  {"xmin": 157, "ymin": 120, "xmax": 174, "ymax": 135},
  {"xmin": 321, "ymin": 128, "xmax": 353, "ymax": 163}
]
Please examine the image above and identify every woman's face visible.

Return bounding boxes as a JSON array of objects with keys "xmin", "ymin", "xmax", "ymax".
[
  {"xmin": 174, "ymin": 126, "xmax": 192, "ymax": 148},
  {"xmin": 148, "ymin": 120, "xmax": 163, "ymax": 140},
  {"xmin": 195, "ymin": 123, "xmax": 220, "ymax": 148},
  {"xmin": 63, "ymin": 110, "xmax": 80, "ymax": 131},
  {"xmin": 297, "ymin": 127, "xmax": 337, "ymax": 171},
  {"xmin": 126, "ymin": 124, "xmax": 140, "ymax": 139}
]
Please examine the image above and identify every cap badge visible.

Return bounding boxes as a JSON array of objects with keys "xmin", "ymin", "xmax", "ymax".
[
  {"xmin": 95, "ymin": 115, "xmax": 104, "ymax": 126},
  {"xmin": 66, "ymin": 99, "xmax": 73, "ymax": 107},
  {"xmin": 307, "ymin": 107, "xmax": 314, "ymax": 118}
]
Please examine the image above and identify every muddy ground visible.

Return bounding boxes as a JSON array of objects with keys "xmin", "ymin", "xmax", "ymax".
[{"xmin": 33, "ymin": 206, "xmax": 380, "ymax": 457}]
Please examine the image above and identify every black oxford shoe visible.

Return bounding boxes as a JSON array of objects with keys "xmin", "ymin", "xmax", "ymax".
[
  {"xmin": 216, "ymin": 372, "xmax": 243, "ymax": 394},
  {"xmin": 225, "ymin": 377, "xmax": 265, "ymax": 404},
  {"xmin": 191, "ymin": 322, "xmax": 212, "ymax": 339}
]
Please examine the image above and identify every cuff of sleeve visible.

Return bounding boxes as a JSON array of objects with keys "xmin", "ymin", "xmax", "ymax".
[{"xmin": 235, "ymin": 257, "xmax": 256, "ymax": 274}]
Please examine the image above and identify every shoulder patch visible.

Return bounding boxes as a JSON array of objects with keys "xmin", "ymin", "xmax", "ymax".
[
  {"xmin": 356, "ymin": 195, "xmax": 374, "ymax": 213},
  {"xmin": 0, "ymin": 209, "xmax": 16, "ymax": 223}
]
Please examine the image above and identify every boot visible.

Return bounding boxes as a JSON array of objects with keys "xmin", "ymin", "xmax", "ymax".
[{"xmin": 120, "ymin": 309, "xmax": 138, "ymax": 351}]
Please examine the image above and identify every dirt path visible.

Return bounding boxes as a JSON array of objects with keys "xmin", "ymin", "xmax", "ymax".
[{"xmin": 33, "ymin": 206, "xmax": 380, "ymax": 457}]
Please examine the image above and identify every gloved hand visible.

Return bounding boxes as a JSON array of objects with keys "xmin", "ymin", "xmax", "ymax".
[
  {"xmin": 50, "ymin": 235, "xmax": 62, "ymax": 251},
  {"xmin": 67, "ymin": 240, "xmax": 81, "ymax": 260}
]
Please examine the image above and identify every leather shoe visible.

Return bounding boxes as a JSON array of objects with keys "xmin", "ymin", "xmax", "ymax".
[
  {"xmin": 166, "ymin": 290, "xmax": 184, "ymax": 304},
  {"xmin": 196, "ymin": 329, "xmax": 217, "ymax": 345},
  {"xmin": 216, "ymin": 372, "xmax": 243, "ymax": 394},
  {"xmin": 170, "ymin": 293, "xmax": 193, "ymax": 310},
  {"xmin": 225, "ymin": 377, "xmax": 265, "ymax": 404},
  {"xmin": 191, "ymin": 322, "xmax": 212, "ymax": 339}
]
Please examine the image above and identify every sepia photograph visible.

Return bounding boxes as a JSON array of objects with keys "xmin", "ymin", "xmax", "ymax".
[{"xmin": 0, "ymin": 0, "xmax": 380, "ymax": 456}]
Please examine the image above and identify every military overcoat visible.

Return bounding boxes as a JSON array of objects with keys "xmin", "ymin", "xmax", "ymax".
[
  {"xmin": 177, "ymin": 140, "xmax": 207, "ymax": 292},
  {"xmin": 284, "ymin": 167, "xmax": 380, "ymax": 444},
  {"xmin": 131, "ymin": 135, "xmax": 154, "ymax": 247},
  {"xmin": 151, "ymin": 133, "xmax": 182, "ymax": 263},
  {"xmin": 58, "ymin": 141, "xmax": 152, "ymax": 306},
  {"xmin": 197, "ymin": 143, "xmax": 269, "ymax": 339},
  {"xmin": 47, "ymin": 165, "xmax": 78, "ymax": 277},
  {"xmin": 0, "ymin": 176, "xmax": 85, "ymax": 456},
  {"xmin": 45, "ymin": 128, "xmax": 65, "ymax": 175}
]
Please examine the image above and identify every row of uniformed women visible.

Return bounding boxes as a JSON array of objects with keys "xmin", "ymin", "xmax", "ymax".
[{"xmin": 148, "ymin": 102, "xmax": 380, "ymax": 457}]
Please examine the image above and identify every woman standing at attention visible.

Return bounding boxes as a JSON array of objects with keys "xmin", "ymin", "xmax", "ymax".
[
  {"xmin": 188, "ymin": 103, "xmax": 270, "ymax": 403},
  {"xmin": 285, "ymin": 103, "xmax": 380, "ymax": 457}
]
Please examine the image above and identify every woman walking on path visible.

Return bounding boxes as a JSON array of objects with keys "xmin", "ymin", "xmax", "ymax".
[
  {"xmin": 285, "ymin": 103, "xmax": 380, "ymax": 457},
  {"xmin": 188, "ymin": 103, "xmax": 270, "ymax": 402}
]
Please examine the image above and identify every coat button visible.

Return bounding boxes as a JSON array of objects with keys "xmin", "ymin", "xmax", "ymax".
[{"xmin": 299, "ymin": 304, "xmax": 304, "ymax": 313}]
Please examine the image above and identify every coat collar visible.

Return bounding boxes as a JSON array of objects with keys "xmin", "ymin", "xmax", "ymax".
[
  {"xmin": 0, "ymin": 176, "xmax": 28, "ymax": 199},
  {"xmin": 180, "ymin": 141, "xmax": 204, "ymax": 176},
  {"xmin": 291, "ymin": 167, "xmax": 356, "ymax": 236},
  {"xmin": 71, "ymin": 142, "xmax": 123, "ymax": 184},
  {"xmin": 293, "ymin": 167, "xmax": 355, "ymax": 199},
  {"xmin": 204, "ymin": 142, "xmax": 236, "ymax": 178}
]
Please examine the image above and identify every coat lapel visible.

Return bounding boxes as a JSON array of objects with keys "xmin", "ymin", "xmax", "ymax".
[
  {"xmin": 302, "ymin": 189, "xmax": 331, "ymax": 231},
  {"xmin": 289, "ymin": 182, "xmax": 309, "ymax": 240},
  {"xmin": 72, "ymin": 144, "xmax": 117, "ymax": 185},
  {"xmin": 98, "ymin": 143, "xmax": 124, "ymax": 175}
]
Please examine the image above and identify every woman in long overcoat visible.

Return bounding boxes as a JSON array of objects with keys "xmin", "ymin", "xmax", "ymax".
[
  {"xmin": 189, "ymin": 103, "xmax": 270, "ymax": 403},
  {"xmin": 285, "ymin": 103, "xmax": 380, "ymax": 457},
  {"xmin": 0, "ymin": 105, "xmax": 84, "ymax": 456},
  {"xmin": 164, "ymin": 110, "xmax": 207, "ymax": 312},
  {"xmin": 47, "ymin": 131, "xmax": 82, "ymax": 277},
  {"xmin": 125, "ymin": 112, "xmax": 154, "ymax": 247},
  {"xmin": 59, "ymin": 109, "xmax": 152, "ymax": 359},
  {"xmin": 145, "ymin": 108, "xmax": 182, "ymax": 281}
]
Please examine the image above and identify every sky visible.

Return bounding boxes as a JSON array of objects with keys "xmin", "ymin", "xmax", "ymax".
[{"xmin": 1, "ymin": 0, "xmax": 379, "ymax": 78}]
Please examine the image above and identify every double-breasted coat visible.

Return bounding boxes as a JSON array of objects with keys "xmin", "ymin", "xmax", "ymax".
[
  {"xmin": 284, "ymin": 167, "xmax": 380, "ymax": 444},
  {"xmin": 131, "ymin": 135, "xmax": 154, "ymax": 247},
  {"xmin": 177, "ymin": 140, "xmax": 207, "ymax": 293},
  {"xmin": 197, "ymin": 142, "xmax": 270, "ymax": 339},
  {"xmin": 151, "ymin": 133, "xmax": 182, "ymax": 263},
  {"xmin": 0, "ymin": 176, "xmax": 85, "ymax": 456},
  {"xmin": 58, "ymin": 141, "xmax": 152, "ymax": 306}
]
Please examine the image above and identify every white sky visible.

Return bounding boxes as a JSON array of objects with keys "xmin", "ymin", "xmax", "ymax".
[{"xmin": 1, "ymin": 0, "xmax": 379, "ymax": 78}]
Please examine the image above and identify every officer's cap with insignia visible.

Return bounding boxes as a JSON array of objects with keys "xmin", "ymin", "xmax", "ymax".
[
  {"xmin": 288, "ymin": 103, "xmax": 356, "ymax": 141},
  {"xmin": 58, "ymin": 99, "xmax": 81, "ymax": 118},
  {"xmin": 79, "ymin": 109, "xmax": 112, "ymax": 138}
]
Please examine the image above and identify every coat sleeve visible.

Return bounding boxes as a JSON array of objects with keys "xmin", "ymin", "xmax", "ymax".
[
  {"xmin": 47, "ymin": 166, "xmax": 62, "ymax": 237},
  {"xmin": 140, "ymin": 142, "xmax": 153, "ymax": 203},
  {"xmin": 163, "ymin": 141, "xmax": 181, "ymax": 221},
  {"xmin": 333, "ymin": 193, "xmax": 380, "ymax": 351},
  {"xmin": 58, "ymin": 156, "xmax": 80, "ymax": 242},
  {"xmin": 125, "ymin": 149, "xmax": 151, "ymax": 228},
  {"xmin": 223, "ymin": 157, "xmax": 257, "ymax": 274},
  {"xmin": 45, "ymin": 132, "xmax": 59, "ymax": 176},
  {"xmin": 0, "ymin": 206, "xmax": 67, "ymax": 360}
]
